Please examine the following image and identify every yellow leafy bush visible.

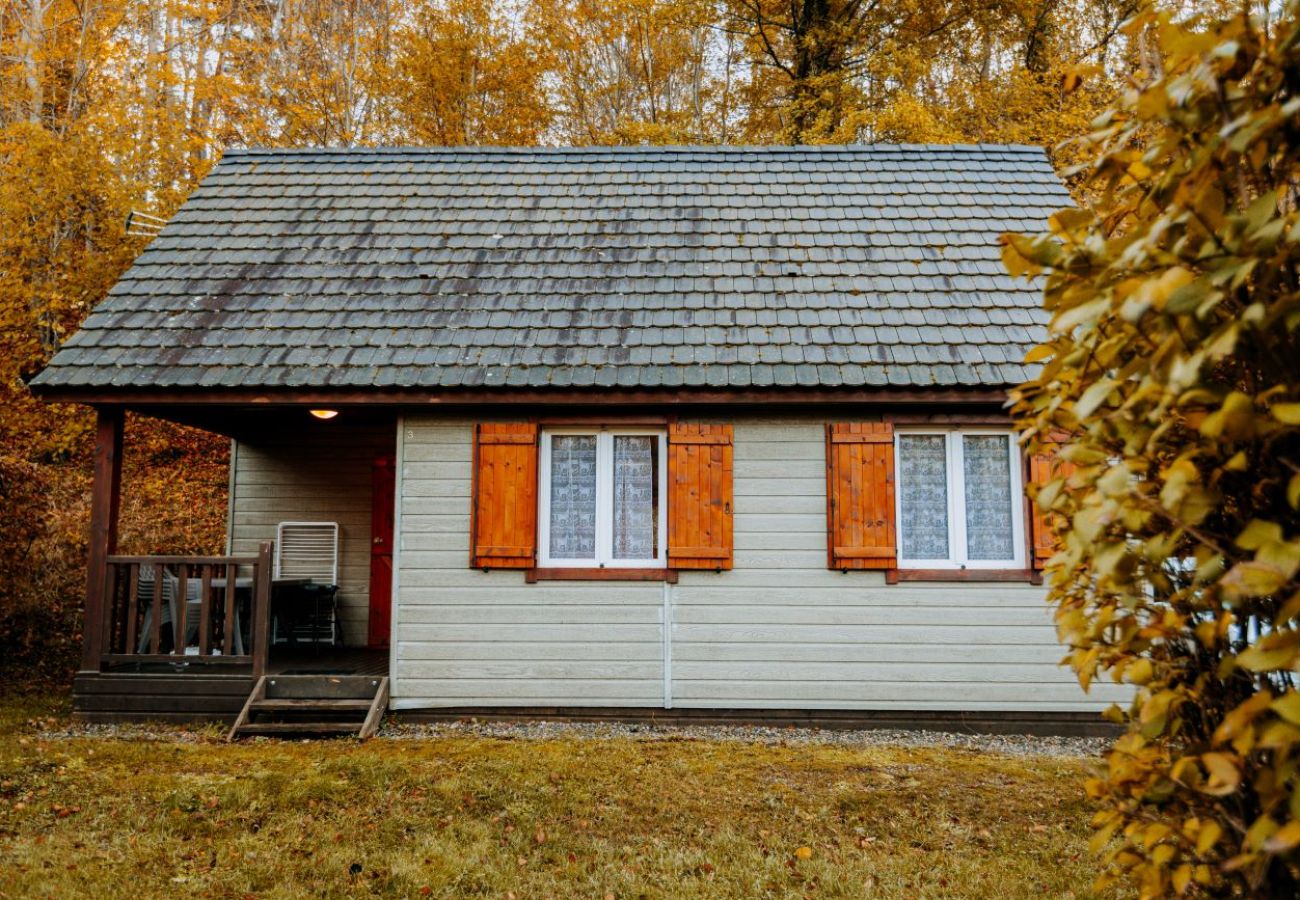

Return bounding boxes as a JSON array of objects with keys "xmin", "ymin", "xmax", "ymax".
[{"xmin": 1007, "ymin": 4, "xmax": 1300, "ymax": 896}]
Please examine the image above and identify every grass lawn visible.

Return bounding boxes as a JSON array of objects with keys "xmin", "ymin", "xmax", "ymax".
[{"xmin": 0, "ymin": 694, "xmax": 1115, "ymax": 898}]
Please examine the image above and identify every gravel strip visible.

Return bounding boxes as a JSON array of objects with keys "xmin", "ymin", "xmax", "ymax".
[
  {"xmin": 380, "ymin": 719, "xmax": 1110, "ymax": 758},
  {"xmin": 36, "ymin": 721, "xmax": 227, "ymax": 743},
  {"xmin": 35, "ymin": 718, "xmax": 1110, "ymax": 757}
]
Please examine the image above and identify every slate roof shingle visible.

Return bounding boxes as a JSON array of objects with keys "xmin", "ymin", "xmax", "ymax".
[{"xmin": 32, "ymin": 144, "xmax": 1066, "ymax": 393}]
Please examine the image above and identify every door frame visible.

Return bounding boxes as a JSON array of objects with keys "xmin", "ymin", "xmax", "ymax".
[{"xmin": 368, "ymin": 453, "xmax": 396, "ymax": 649}]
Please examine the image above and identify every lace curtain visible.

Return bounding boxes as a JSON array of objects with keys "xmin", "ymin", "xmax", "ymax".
[
  {"xmin": 962, "ymin": 435, "xmax": 1014, "ymax": 560},
  {"xmin": 898, "ymin": 434, "xmax": 949, "ymax": 559},
  {"xmin": 549, "ymin": 435, "xmax": 597, "ymax": 558},
  {"xmin": 612, "ymin": 436, "xmax": 656, "ymax": 559}
]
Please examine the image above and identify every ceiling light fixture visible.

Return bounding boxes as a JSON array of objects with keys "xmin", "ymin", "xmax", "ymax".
[{"xmin": 310, "ymin": 409, "xmax": 339, "ymax": 420}]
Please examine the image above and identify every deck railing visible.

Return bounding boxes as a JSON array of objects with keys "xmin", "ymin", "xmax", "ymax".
[{"xmin": 98, "ymin": 542, "xmax": 273, "ymax": 677}]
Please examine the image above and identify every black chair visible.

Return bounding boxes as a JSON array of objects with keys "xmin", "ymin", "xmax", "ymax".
[{"xmin": 272, "ymin": 582, "xmax": 342, "ymax": 647}]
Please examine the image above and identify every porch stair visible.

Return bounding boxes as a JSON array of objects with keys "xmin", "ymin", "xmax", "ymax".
[{"xmin": 227, "ymin": 675, "xmax": 389, "ymax": 740}]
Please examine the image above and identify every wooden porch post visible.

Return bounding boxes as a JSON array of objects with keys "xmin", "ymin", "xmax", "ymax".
[
  {"xmin": 81, "ymin": 406, "xmax": 124, "ymax": 672},
  {"xmin": 251, "ymin": 541, "xmax": 274, "ymax": 678}
]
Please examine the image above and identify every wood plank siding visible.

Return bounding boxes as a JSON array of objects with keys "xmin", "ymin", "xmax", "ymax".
[
  {"xmin": 228, "ymin": 423, "xmax": 394, "ymax": 646},
  {"xmin": 393, "ymin": 415, "xmax": 1130, "ymax": 714},
  {"xmin": 396, "ymin": 419, "xmax": 665, "ymax": 707}
]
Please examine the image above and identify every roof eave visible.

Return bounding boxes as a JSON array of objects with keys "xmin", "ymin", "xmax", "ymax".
[{"xmin": 29, "ymin": 383, "xmax": 1013, "ymax": 408}]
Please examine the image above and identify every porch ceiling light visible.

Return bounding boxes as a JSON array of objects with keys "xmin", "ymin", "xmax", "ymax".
[{"xmin": 310, "ymin": 409, "xmax": 339, "ymax": 420}]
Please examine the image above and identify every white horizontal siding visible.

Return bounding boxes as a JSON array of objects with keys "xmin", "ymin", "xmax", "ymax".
[
  {"xmin": 392, "ymin": 419, "xmax": 662, "ymax": 709},
  {"xmin": 229, "ymin": 423, "xmax": 393, "ymax": 646},
  {"xmin": 670, "ymin": 416, "xmax": 1126, "ymax": 712},
  {"xmin": 393, "ymin": 413, "xmax": 1125, "ymax": 714}
]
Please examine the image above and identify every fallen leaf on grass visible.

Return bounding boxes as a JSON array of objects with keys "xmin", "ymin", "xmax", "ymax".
[{"xmin": 794, "ymin": 846, "xmax": 813, "ymax": 860}]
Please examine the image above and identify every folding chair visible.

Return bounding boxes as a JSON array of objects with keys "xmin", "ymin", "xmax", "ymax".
[{"xmin": 273, "ymin": 522, "xmax": 341, "ymax": 645}]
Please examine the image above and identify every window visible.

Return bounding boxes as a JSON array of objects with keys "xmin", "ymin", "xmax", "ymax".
[
  {"xmin": 539, "ymin": 429, "xmax": 667, "ymax": 568},
  {"xmin": 895, "ymin": 430, "xmax": 1025, "ymax": 569}
]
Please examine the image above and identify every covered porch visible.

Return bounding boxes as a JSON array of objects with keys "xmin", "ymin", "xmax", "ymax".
[{"xmin": 75, "ymin": 405, "xmax": 395, "ymax": 723}]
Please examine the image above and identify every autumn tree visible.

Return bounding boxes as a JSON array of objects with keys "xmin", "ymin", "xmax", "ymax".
[
  {"xmin": 1006, "ymin": 4, "xmax": 1300, "ymax": 895},
  {"xmin": 246, "ymin": 0, "xmax": 397, "ymax": 146},
  {"xmin": 724, "ymin": 0, "xmax": 1140, "ymax": 148},
  {"xmin": 391, "ymin": 0, "xmax": 550, "ymax": 145},
  {"xmin": 0, "ymin": 0, "xmax": 234, "ymax": 686},
  {"xmin": 534, "ymin": 0, "xmax": 734, "ymax": 144}
]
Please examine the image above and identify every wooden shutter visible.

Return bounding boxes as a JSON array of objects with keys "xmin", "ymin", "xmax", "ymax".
[
  {"xmin": 470, "ymin": 423, "xmax": 538, "ymax": 569},
  {"xmin": 667, "ymin": 423, "xmax": 734, "ymax": 570},
  {"xmin": 1028, "ymin": 433, "xmax": 1075, "ymax": 570},
  {"xmin": 826, "ymin": 423, "xmax": 896, "ymax": 570}
]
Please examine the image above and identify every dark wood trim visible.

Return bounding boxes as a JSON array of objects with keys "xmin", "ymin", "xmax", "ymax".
[
  {"xmin": 884, "ymin": 568, "xmax": 1040, "ymax": 584},
  {"xmin": 468, "ymin": 424, "xmax": 481, "ymax": 569},
  {"xmin": 1022, "ymin": 451, "xmax": 1041, "ymax": 575},
  {"xmin": 72, "ymin": 672, "xmax": 254, "ymax": 724},
  {"xmin": 537, "ymin": 414, "xmax": 673, "ymax": 427},
  {"xmin": 525, "ymin": 567, "xmax": 679, "ymax": 583},
  {"xmin": 73, "ymin": 673, "xmax": 254, "ymax": 693},
  {"xmin": 824, "ymin": 423, "xmax": 834, "ymax": 570},
  {"xmin": 396, "ymin": 706, "xmax": 1121, "ymax": 738},
  {"xmin": 251, "ymin": 542, "xmax": 273, "ymax": 679},
  {"xmin": 34, "ymin": 385, "xmax": 1010, "ymax": 408},
  {"xmin": 106, "ymin": 554, "xmax": 260, "ymax": 566},
  {"xmin": 100, "ymin": 653, "xmax": 253, "ymax": 667},
  {"xmin": 83, "ymin": 406, "xmax": 123, "ymax": 672},
  {"xmin": 887, "ymin": 412, "xmax": 1014, "ymax": 426}
]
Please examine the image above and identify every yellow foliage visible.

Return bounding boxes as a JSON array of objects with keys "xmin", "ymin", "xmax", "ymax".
[
  {"xmin": 392, "ymin": 0, "xmax": 552, "ymax": 145},
  {"xmin": 1009, "ymin": 3, "xmax": 1300, "ymax": 895}
]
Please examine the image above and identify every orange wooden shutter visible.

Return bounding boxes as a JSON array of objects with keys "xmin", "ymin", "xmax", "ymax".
[
  {"xmin": 667, "ymin": 423, "xmax": 734, "ymax": 570},
  {"xmin": 826, "ymin": 423, "xmax": 896, "ymax": 570},
  {"xmin": 1028, "ymin": 432, "xmax": 1075, "ymax": 570},
  {"xmin": 470, "ymin": 423, "xmax": 539, "ymax": 569}
]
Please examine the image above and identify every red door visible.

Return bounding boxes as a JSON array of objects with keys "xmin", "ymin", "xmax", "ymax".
[{"xmin": 368, "ymin": 455, "xmax": 395, "ymax": 649}]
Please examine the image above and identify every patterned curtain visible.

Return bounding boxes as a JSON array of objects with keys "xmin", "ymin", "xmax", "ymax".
[
  {"xmin": 962, "ymin": 435, "xmax": 1015, "ymax": 560},
  {"xmin": 549, "ymin": 435, "xmax": 597, "ymax": 558},
  {"xmin": 612, "ymin": 436, "xmax": 657, "ymax": 559},
  {"xmin": 899, "ymin": 434, "xmax": 949, "ymax": 559}
]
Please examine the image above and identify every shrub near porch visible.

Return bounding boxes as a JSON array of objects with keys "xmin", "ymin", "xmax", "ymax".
[{"xmin": 0, "ymin": 699, "xmax": 1115, "ymax": 898}]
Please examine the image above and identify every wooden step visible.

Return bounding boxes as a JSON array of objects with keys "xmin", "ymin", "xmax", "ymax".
[
  {"xmin": 251, "ymin": 698, "xmax": 374, "ymax": 712},
  {"xmin": 236, "ymin": 721, "xmax": 364, "ymax": 735},
  {"xmin": 227, "ymin": 675, "xmax": 390, "ymax": 741},
  {"xmin": 263, "ymin": 674, "xmax": 384, "ymax": 699}
]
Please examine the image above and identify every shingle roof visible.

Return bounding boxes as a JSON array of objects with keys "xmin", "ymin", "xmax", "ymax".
[{"xmin": 32, "ymin": 144, "xmax": 1065, "ymax": 394}]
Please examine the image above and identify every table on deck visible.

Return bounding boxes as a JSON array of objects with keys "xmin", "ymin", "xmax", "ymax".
[{"xmin": 135, "ymin": 577, "xmax": 311, "ymax": 656}]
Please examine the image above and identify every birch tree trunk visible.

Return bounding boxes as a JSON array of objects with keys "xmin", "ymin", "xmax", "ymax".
[{"xmin": 21, "ymin": 0, "xmax": 47, "ymax": 123}]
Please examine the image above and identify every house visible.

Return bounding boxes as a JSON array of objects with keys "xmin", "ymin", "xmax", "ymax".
[{"xmin": 31, "ymin": 144, "xmax": 1126, "ymax": 735}]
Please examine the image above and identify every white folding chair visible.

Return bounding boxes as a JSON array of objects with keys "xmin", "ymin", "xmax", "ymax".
[
  {"xmin": 136, "ymin": 567, "xmax": 179, "ymax": 653},
  {"xmin": 274, "ymin": 522, "xmax": 340, "ymax": 584},
  {"xmin": 136, "ymin": 567, "xmax": 246, "ymax": 656},
  {"xmin": 273, "ymin": 522, "xmax": 341, "ymax": 645}
]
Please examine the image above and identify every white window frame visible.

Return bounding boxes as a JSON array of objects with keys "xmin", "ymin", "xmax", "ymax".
[
  {"xmin": 894, "ymin": 429, "xmax": 1026, "ymax": 570},
  {"xmin": 538, "ymin": 428, "xmax": 668, "ymax": 569}
]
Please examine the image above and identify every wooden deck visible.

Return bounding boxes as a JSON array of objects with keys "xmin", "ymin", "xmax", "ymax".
[
  {"xmin": 73, "ymin": 646, "xmax": 389, "ymax": 723},
  {"xmin": 268, "ymin": 647, "xmax": 389, "ymax": 677}
]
